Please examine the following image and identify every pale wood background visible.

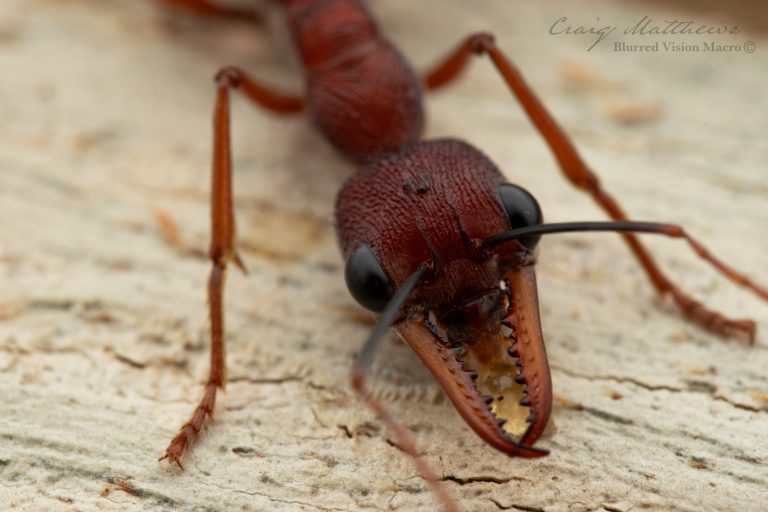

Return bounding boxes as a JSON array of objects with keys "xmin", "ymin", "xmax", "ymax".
[{"xmin": 1, "ymin": 1, "xmax": 767, "ymax": 511}]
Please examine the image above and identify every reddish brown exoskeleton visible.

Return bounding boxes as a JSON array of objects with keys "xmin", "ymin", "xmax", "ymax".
[{"xmin": 154, "ymin": 1, "xmax": 768, "ymax": 510}]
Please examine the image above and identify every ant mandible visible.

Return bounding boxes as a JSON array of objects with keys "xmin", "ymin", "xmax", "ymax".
[{"xmin": 154, "ymin": 1, "xmax": 768, "ymax": 510}]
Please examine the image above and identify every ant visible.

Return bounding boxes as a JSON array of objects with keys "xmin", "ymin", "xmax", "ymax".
[{"xmin": 153, "ymin": 1, "xmax": 768, "ymax": 510}]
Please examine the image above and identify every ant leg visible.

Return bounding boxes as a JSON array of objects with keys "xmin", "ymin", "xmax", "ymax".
[
  {"xmin": 153, "ymin": 0, "xmax": 261, "ymax": 22},
  {"xmin": 424, "ymin": 33, "xmax": 765, "ymax": 341},
  {"xmin": 160, "ymin": 67, "xmax": 303, "ymax": 468}
]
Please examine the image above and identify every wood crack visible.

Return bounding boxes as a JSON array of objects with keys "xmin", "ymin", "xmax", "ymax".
[
  {"xmin": 441, "ymin": 474, "xmax": 529, "ymax": 485},
  {"xmin": 551, "ymin": 365, "xmax": 762, "ymax": 412}
]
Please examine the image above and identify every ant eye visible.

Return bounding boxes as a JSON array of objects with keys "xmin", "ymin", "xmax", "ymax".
[
  {"xmin": 345, "ymin": 245, "xmax": 395, "ymax": 312},
  {"xmin": 498, "ymin": 184, "xmax": 543, "ymax": 249}
]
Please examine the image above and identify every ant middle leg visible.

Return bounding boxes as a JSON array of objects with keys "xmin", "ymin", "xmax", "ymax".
[{"xmin": 423, "ymin": 32, "xmax": 767, "ymax": 342}]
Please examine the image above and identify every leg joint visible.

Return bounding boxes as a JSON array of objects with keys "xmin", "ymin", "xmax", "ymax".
[
  {"xmin": 467, "ymin": 32, "xmax": 496, "ymax": 54},
  {"xmin": 214, "ymin": 65, "xmax": 242, "ymax": 87}
]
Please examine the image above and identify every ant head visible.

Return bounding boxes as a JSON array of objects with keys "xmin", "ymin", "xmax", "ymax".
[
  {"xmin": 336, "ymin": 139, "xmax": 552, "ymax": 451},
  {"xmin": 336, "ymin": 138, "xmax": 544, "ymax": 315}
]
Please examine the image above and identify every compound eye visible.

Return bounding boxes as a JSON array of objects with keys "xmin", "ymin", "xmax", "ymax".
[
  {"xmin": 344, "ymin": 245, "xmax": 395, "ymax": 312},
  {"xmin": 498, "ymin": 184, "xmax": 543, "ymax": 249}
]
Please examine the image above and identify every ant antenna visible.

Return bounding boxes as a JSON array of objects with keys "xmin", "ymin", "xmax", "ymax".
[
  {"xmin": 484, "ymin": 220, "xmax": 768, "ymax": 305},
  {"xmin": 483, "ymin": 221, "xmax": 675, "ymax": 247},
  {"xmin": 353, "ymin": 264, "xmax": 429, "ymax": 377}
]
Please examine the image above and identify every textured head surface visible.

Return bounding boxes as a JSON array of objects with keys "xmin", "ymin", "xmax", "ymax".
[{"xmin": 335, "ymin": 138, "xmax": 516, "ymax": 309}]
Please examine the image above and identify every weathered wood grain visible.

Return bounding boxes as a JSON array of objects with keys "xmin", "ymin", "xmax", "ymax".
[{"xmin": 1, "ymin": 1, "xmax": 766, "ymax": 511}]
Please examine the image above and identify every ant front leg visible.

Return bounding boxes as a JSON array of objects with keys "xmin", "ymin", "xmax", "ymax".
[
  {"xmin": 160, "ymin": 67, "xmax": 303, "ymax": 468},
  {"xmin": 424, "ymin": 33, "xmax": 767, "ymax": 342}
]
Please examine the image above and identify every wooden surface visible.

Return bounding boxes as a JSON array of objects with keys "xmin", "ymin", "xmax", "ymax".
[{"xmin": 1, "ymin": 1, "xmax": 767, "ymax": 511}]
